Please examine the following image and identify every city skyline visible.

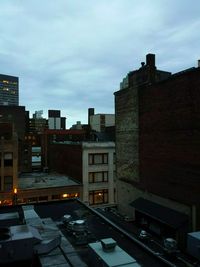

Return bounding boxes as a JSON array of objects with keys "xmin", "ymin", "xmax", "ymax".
[{"xmin": 0, "ymin": 1, "xmax": 200, "ymax": 127}]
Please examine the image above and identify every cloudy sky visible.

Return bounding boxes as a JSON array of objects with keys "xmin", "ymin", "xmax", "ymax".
[{"xmin": 0, "ymin": 0, "xmax": 200, "ymax": 127}]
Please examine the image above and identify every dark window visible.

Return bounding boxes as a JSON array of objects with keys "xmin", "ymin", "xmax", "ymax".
[
  {"xmin": 89, "ymin": 172, "xmax": 108, "ymax": 183},
  {"xmin": 113, "ymin": 153, "xmax": 116, "ymax": 164},
  {"xmin": 39, "ymin": 196, "xmax": 48, "ymax": 201},
  {"xmin": 4, "ymin": 176, "xmax": 13, "ymax": 192},
  {"xmin": 52, "ymin": 194, "xmax": 61, "ymax": 200},
  {"xmin": 88, "ymin": 153, "xmax": 108, "ymax": 165},
  {"xmin": 4, "ymin": 153, "xmax": 13, "ymax": 167}
]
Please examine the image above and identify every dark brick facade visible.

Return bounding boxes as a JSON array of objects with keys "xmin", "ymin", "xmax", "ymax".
[
  {"xmin": 139, "ymin": 68, "xmax": 200, "ymax": 205},
  {"xmin": 115, "ymin": 54, "xmax": 200, "ymax": 229},
  {"xmin": 48, "ymin": 143, "xmax": 82, "ymax": 183}
]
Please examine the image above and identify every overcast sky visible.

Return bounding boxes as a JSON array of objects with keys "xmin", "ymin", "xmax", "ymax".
[{"xmin": 0, "ymin": 0, "xmax": 200, "ymax": 127}]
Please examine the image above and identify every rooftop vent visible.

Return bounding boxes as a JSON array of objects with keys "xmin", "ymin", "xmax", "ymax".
[
  {"xmin": 101, "ymin": 238, "xmax": 117, "ymax": 252},
  {"xmin": 73, "ymin": 220, "xmax": 86, "ymax": 232}
]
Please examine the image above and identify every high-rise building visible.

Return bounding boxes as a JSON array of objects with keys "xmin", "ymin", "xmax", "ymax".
[{"xmin": 0, "ymin": 74, "xmax": 19, "ymax": 106}]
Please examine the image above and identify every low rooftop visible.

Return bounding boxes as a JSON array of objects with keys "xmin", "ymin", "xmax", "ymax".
[
  {"xmin": 19, "ymin": 172, "xmax": 80, "ymax": 190},
  {"xmin": 0, "ymin": 199, "xmax": 164, "ymax": 267}
]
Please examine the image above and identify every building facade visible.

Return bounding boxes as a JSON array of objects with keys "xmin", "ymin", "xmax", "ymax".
[
  {"xmin": 114, "ymin": 54, "xmax": 200, "ymax": 241},
  {"xmin": 0, "ymin": 74, "xmax": 19, "ymax": 106},
  {"xmin": 88, "ymin": 108, "xmax": 115, "ymax": 132},
  {"xmin": 0, "ymin": 105, "xmax": 31, "ymax": 173},
  {"xmin": 0, "ymin": 122, "xmax": 18, "ymax": 205},
  {"xmin": 48, "ymin": 109, "xmax": 66, "ymax": 130},
  {"xmin": 82, "ymin": 142, "xmax": 115, "ymax": 206},
  {"xmin": 48, "ymin": 141, "xmax": 116, "ymax": 206}
]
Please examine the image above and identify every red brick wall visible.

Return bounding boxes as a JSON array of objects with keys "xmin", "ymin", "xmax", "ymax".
[
  {"xmin": 48, "ymin": 144, "xmax": 82, "ymax": 183},
  {"xmin": 139, "ymin": 69, "xmax": 200, "ymax": 204}
]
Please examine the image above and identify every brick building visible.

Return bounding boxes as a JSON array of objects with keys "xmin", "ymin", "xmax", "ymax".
[
  {"xmin": 114, "ymin": 54, "xmax": 200, "ymax": 244},
  {"xmin": 0, "ymin": 105, "xmax": 31, "ymax": 172},
  {"xmin": 0, "ymin": 122, "xmax": 18, "ymax": 205}
]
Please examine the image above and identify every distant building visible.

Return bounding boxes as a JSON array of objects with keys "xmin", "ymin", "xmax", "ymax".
[
  {"xmin": 0, "ymin": 74, "xmax": 19, "ymax": 106},
  {"xmin": 88, "ymin": 108, "xmax": 115, "ymax": 132},
  {"xmin": 48, "ymin": 109, "xmax": 66, "ymax": 130},
  {"xmin": 0, "ymin": 105, "xmax": 31, "ymax": 172},
  {"xmin": 48, "ymin": 141, "xmax": 116, "ymax": 206},
  {"xmin": 0, "ymin": 122, "xmax": 18, "ymax": 205},
  {"xmin": 114, "ymin": 53, "xmax": 200, "ymax": 244},
  {"xmin": 29, "ymin": 111, "xmax": 48, "ymax": 134}
]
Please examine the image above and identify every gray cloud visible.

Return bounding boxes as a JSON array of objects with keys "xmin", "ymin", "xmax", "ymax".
[{"xmin": 0, "ymin": 0, "xmax": 200, "ymax": 127}]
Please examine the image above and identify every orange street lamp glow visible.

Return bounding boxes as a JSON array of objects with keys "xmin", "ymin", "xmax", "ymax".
[
  {"xmin": 62, "ymin": 193, "xmax": 68, "ymax": 198},
  {"xmin": 14, "ymin": 188, "xmax": 17, "ymax": 194}
]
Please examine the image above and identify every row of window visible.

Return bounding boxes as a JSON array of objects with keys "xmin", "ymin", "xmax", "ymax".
[
  {"xmin": 88, "ymin": 153, "xmax": 116, "ymax": 165},
  {"xmin": 13, "ymin": 193, "xmax": 80, "ymax": 204},
  {"xmin": 0, "ymin": 191, "xmax": 106, "ymax": 206},
  {"xmin": 89, "ymin": 172, "xmax": 108, "ymax": 183}
]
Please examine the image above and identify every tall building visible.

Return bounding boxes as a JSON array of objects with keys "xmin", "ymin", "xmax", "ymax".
[
  {"xmin": 0, "ymin": 74, "xmax": 19, "ymax": 106},
  {"xmin": 115, "ymin": 53, "xmax": 200, "ymax": 245}
]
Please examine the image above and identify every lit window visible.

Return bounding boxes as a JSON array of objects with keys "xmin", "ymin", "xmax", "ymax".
[{"xmin": 89, "ymin": 190, "xmax": 108, "ymax": 205}]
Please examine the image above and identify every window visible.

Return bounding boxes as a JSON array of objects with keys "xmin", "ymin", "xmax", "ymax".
[
  {"xmin": 88, "ymin": 153, "xmax": 108, "ymax": 165},
  {"xmin": 89, "ymin": 189, "xmax": 108, "ymax": 205},
  {"xmin": 52, "ymin": 194, "xmax": 61, "ymax": 200},
  {"xmin": 4, "ymin": 153, "xmax": 13, "ymax": 167},
  {"xmin": 89, "ymin": 172, "xmax": 108, "ymax": 183},
  {"xmin": 113, "ymin": 153, "xmax": 116, "ymax": 164},
  {"xmin": 39, "ymin": 196, "xmax": 48, "ymax": 201},
  {"xmin": 4, "ymin": 176, "xmax": 13, "ymax": 192}
]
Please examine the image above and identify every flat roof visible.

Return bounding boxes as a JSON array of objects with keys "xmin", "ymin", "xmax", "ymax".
[
  {"xmin": 19, "ymin": 172, "xmax": 80, "ymax": 190},
  {"xmin": 0, "ymin": 199, "xmax": 164, "ymax": 267},
  {"xmin": 89, "ymin": 238, "xmax": 140, "ymax": 266}
]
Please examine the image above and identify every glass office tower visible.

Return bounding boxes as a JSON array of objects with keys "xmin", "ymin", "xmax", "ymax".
[{"xmin": 0, "ymin": 74, "xmax": 19, "ymax": 106}]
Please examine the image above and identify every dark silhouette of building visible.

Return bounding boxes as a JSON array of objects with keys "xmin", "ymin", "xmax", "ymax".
[
  {"xmin": 0, "ymin": 74, "xmax": 19, "ymax": 106},
  {"xmin": 0, "ymin": 105, "xmax": 31, "ymax": 172},
  {"xmin": 114, "ymin": 53, "xmax": 200, "ymax": 244}
]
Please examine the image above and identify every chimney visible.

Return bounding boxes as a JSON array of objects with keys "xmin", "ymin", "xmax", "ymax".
[
  {"xmin": 146, "ymin": 53, "xmax": 155, "ymax": 67},
  {"xmin": 88, "ymin": 108, "xmax": 95, "ymax": 125}
]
